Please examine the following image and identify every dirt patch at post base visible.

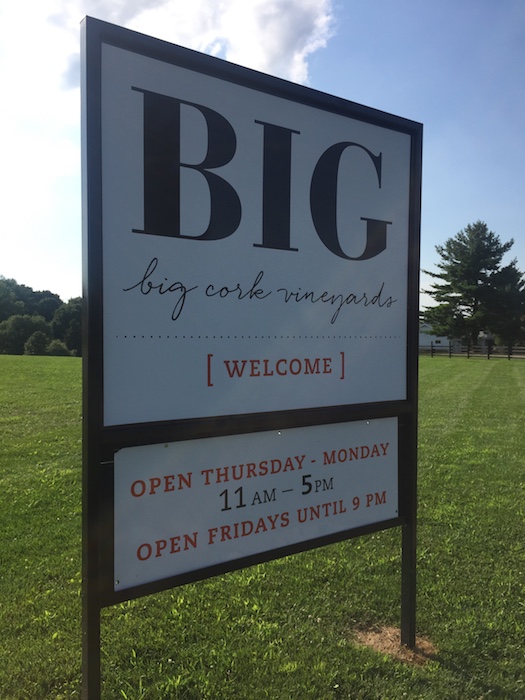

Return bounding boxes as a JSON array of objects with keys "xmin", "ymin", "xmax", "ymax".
[{"xmin": 354, "ymin": 626, "xmax": 437, "ymax": 665}]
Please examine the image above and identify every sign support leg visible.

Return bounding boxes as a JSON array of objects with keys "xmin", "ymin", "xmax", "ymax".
[
  {"xmin": 400, "ymin": 410, "xmax": 417, "ymax": 649},
  {"xmin": 401, "ymin": 518, "xmax": 416, "ymax": 647},
  {"xmin": 82, "ymin": 596, "xmax": 101, "ymax": 699}
]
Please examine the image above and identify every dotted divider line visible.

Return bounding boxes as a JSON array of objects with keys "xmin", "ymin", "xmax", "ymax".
[{"xmin": 115, "ymin": 335, "xmax": 402, "ymax": 340}]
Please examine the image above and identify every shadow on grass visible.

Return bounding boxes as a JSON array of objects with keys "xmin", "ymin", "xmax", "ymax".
[{"xmin": 354, "ymin": 624, "xmax": 523, "ymax": 699}]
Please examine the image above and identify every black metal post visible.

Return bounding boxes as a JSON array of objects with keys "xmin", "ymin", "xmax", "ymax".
[
  {"xmin": 400, "ymin": 411, "xmax": 417, "ymax": 648},
  {"xmin": 401, "ymin": 522, "xmax": 417, "ymax": 647},
  {"xmin": 82, "ymin": 590, "xmax": 101, "ymax": 699}
]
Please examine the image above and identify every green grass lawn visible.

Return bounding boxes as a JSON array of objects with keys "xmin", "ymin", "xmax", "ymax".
[{"xmin": 0, "ymin": 355, "xmax": 524, "ymax": 699}]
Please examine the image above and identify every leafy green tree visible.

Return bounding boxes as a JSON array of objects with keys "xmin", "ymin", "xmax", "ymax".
[
  {"xmin": 24, "ymin": 331, "xmax": 50, "ymax": 355},
  {"xmin": 0, "ymin": 315, "xmax": 51, "ymax": 355},
  {"xmin": 484, "ymin": 263, "xmax": 525, "ymax": 345},
  {"xmin": 0, "ymin": 277, "xmax": 83, "ymax": 352},
  {"xmin": 0, "ymin": 276, "xmax": 62, "ymax": 322},
  {"xmin": 51, "ymin": 298, "xmax": 82, "ymax": 356},
  {"xmin": 0, "ymin": 278, "xmax": 25, "ymax": 321},
  {"xmin": 422, "ymin": 221, "xmax": 525, "ymax": 345},
  {"xmin": 35, "ymin": 295, "xmax": 63, "ymax": 322}
]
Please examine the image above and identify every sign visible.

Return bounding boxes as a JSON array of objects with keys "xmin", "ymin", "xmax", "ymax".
[
  {"xmin": 82, "ymin": 18, "xmax": 421, "ymax": 696},
  {"xmin": 98, "ymin": 39, "xmax": 413, "ymax": 426},
  {"xmin": 114, "ymin": 418, "xmax": 398, "ymax": 590}
]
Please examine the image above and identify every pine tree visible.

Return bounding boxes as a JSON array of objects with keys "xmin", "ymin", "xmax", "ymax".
[{"xmin": 422, "ymin": 221, "xmax": 525, "ymax": 345}]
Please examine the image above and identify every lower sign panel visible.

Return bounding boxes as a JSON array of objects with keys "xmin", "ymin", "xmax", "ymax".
[{"xmin": 114, "ymin": 418, "xmax": 398, "ymax": 591}]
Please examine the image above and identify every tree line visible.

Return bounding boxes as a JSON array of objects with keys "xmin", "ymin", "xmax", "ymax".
[
  {"xmin": 0, "ymin": 277, "xmax": 81, "ymax": 356},
  {"xmin": 421, "ymin": 221, "xmax": 525, "ymax": 346}
]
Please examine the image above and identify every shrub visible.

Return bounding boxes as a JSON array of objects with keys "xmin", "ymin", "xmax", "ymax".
[
  {"xmin": 24, "ymin": 331, "xmax": 50, "ymax": 355},
  {"xmin": 46, "ymin": 339, "xmax": 71, "ymax": 356}
]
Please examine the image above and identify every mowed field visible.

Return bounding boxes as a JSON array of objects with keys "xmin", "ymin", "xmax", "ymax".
[{"xmin": 0, "ymin": 355, "xmax": 524, "ymax": 699}]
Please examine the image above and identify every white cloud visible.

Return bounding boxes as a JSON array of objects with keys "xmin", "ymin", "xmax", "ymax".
[
  {"xmin": 129, "ymin": 0, "xmax": 334, "ymax": 83},
  {"xmin": 0, "ymin": 0, "xmax": 334, "ymax": 299},
  {"xmin": 51, "ymin": 0, "xmax": 333, "ymax": 86}
]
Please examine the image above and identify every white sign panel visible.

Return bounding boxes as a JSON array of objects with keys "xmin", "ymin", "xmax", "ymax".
[
  {"xmin": 100, "ymin": 43, "xmax": 411, "ymax": 426},
  {"xmin": 114, "ymin": 418, "xmax": 398, "ymax": 591}
]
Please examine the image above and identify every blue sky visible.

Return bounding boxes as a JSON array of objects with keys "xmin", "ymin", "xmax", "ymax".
[{"xmin": 1, "ymin": 0, "xmax": 524, "ymax": 307}]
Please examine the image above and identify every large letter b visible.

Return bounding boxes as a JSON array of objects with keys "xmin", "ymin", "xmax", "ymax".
[{"xmin": 134, "ymin": 88, "xmax": 241, "ymax": 240}]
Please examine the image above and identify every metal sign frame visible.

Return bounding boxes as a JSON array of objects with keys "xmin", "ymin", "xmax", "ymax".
[{"xmin": 82, "ymin": 15, "xmax": 421, "ymax": 698}]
